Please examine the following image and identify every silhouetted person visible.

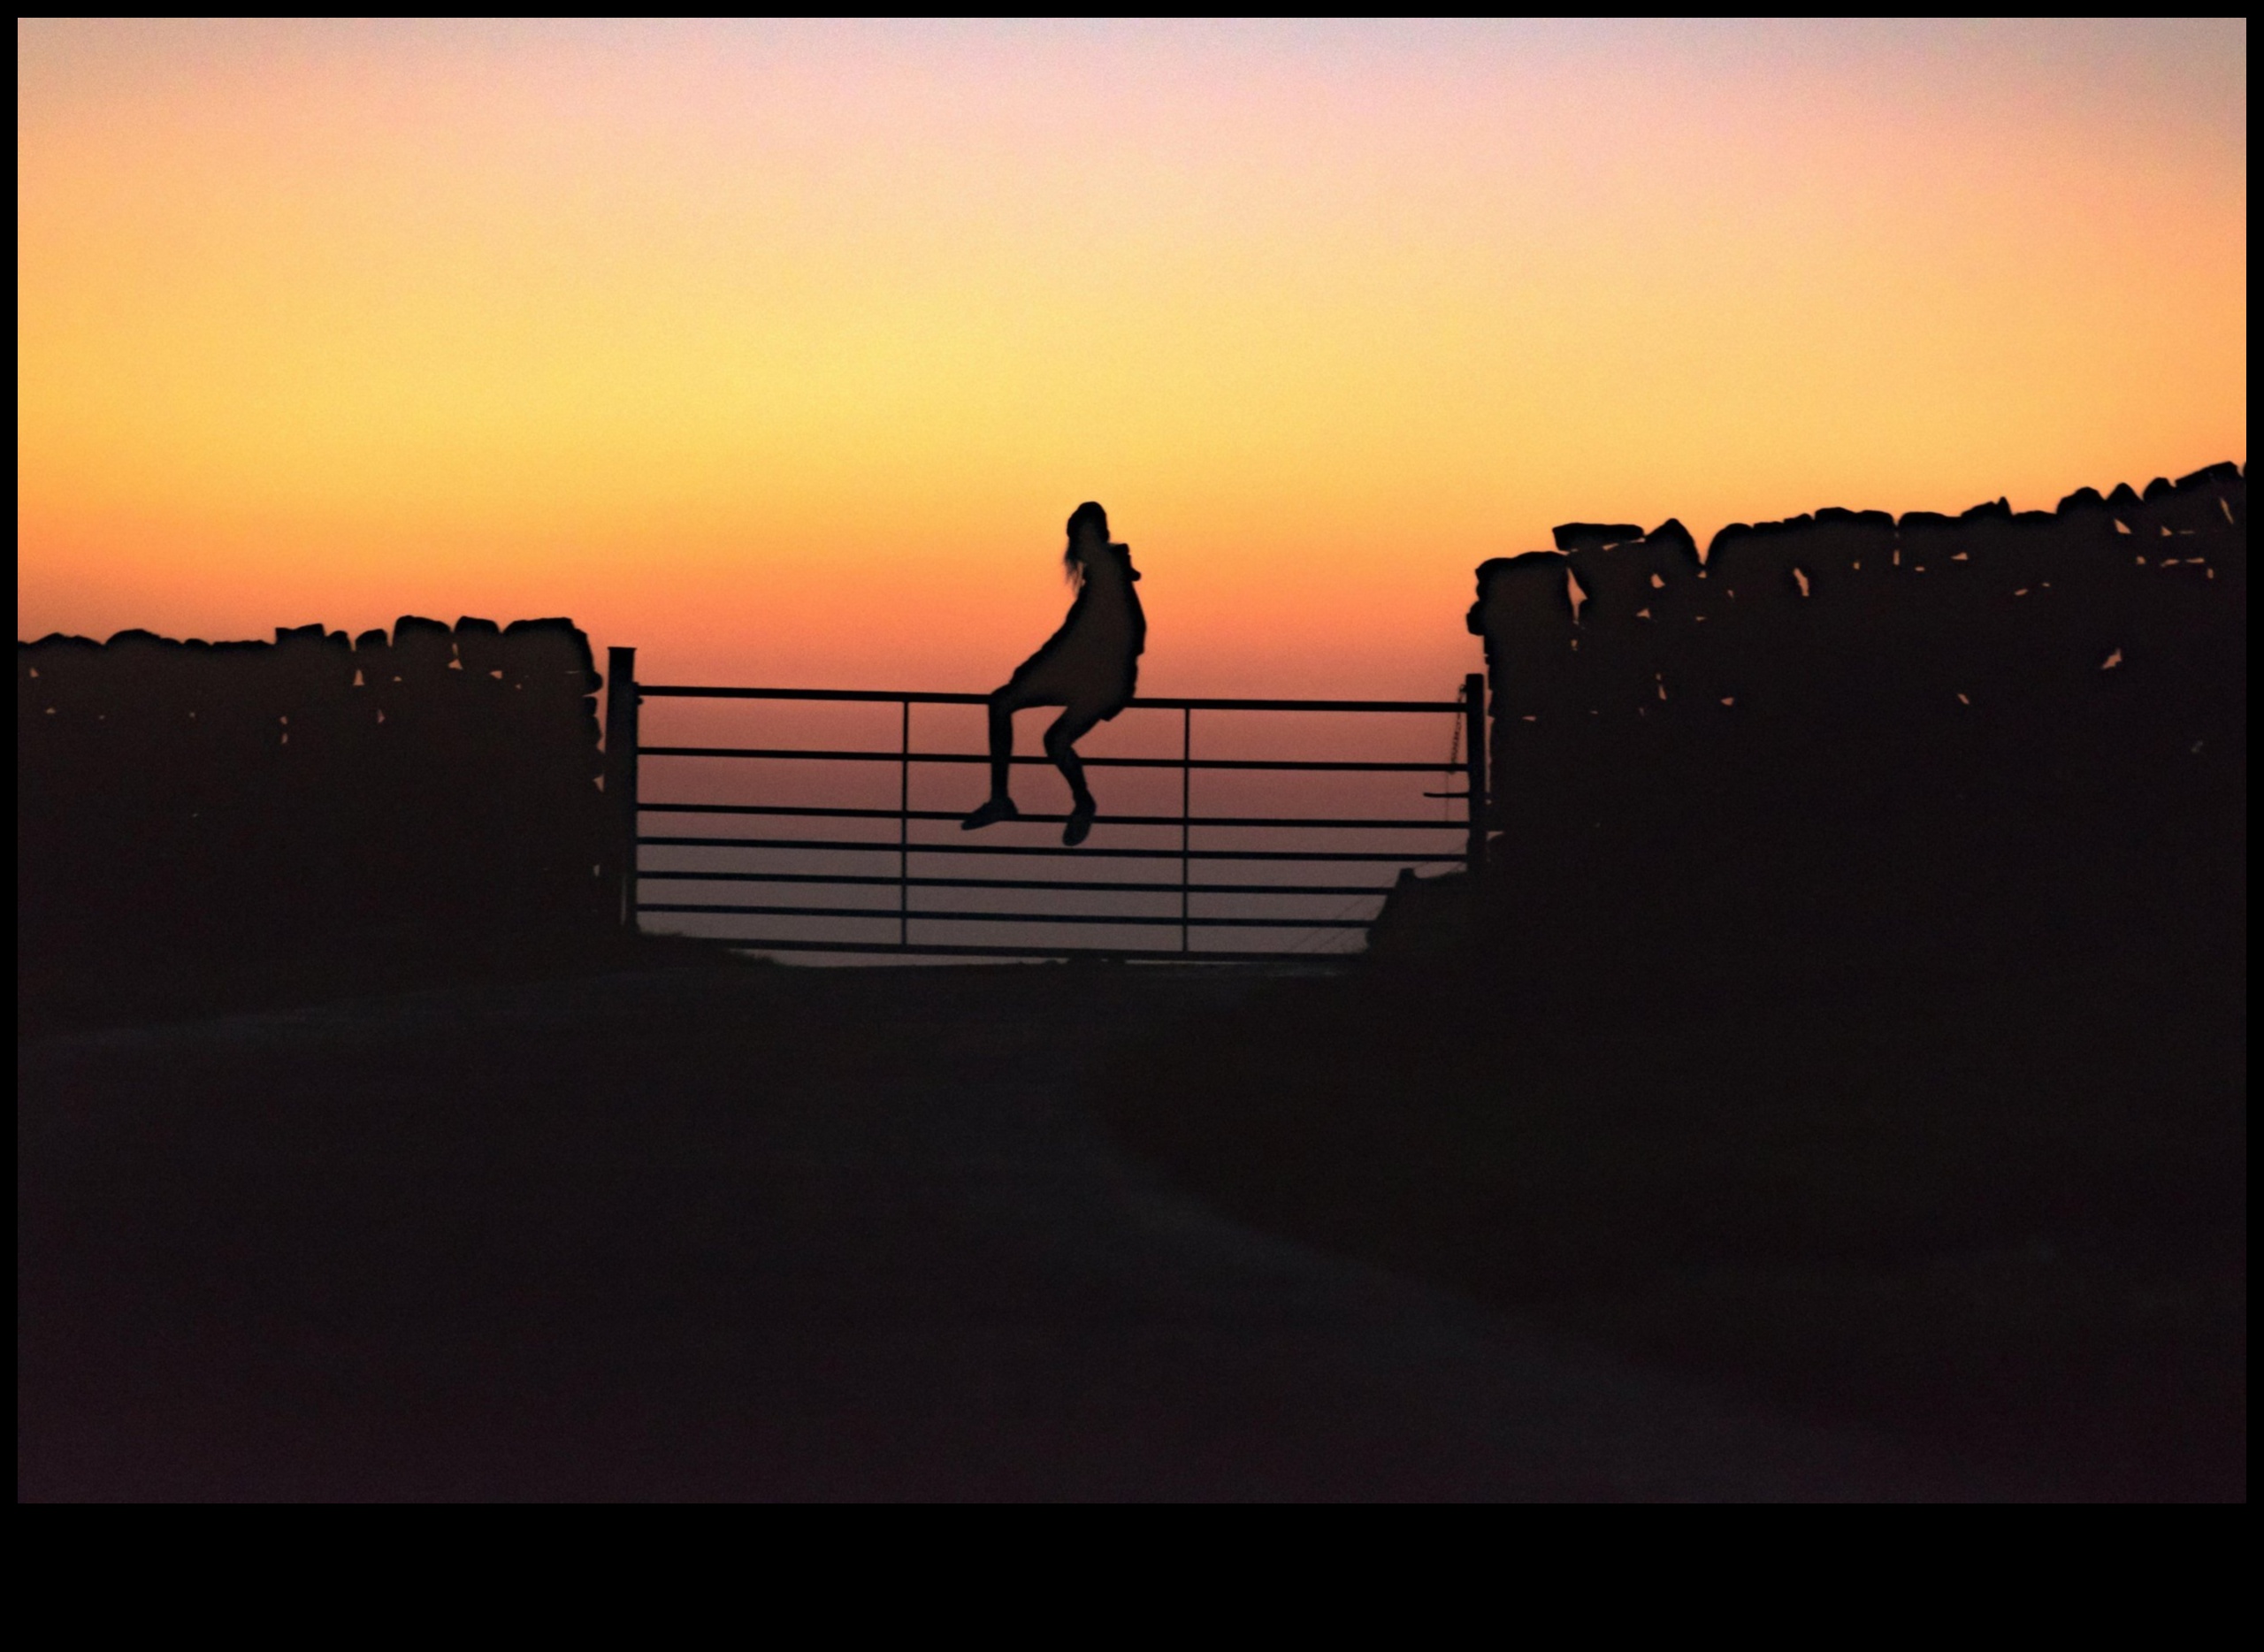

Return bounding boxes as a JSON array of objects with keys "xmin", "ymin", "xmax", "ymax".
[{"xmin": 962, "ymin": 501, "xmax": 1146, "ymax": 845}]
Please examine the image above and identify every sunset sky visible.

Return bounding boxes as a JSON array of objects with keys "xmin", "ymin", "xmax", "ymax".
[{"xmin": 18, "ymin": 19, "xmax": 2247, "ymax": 697}]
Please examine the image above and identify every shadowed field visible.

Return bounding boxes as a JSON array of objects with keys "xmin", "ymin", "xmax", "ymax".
[
  {"xmin": 20, "ymin": 950, "xmax": 1976, "ymax": 1502},
  {"xmin": 1096, "ymin": 868, "xmax": 2246, "ymax": 1502}
]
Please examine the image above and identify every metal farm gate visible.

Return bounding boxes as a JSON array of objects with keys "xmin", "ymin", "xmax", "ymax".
[{"xmin": 602, "ymin": 649, "xmax": 1486, "ymax": 961}]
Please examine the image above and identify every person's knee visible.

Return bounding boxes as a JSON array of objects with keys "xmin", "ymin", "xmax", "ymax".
[{"xmin": 1045, "ymin": 715, "xmax": 1098, "ymax": 757}]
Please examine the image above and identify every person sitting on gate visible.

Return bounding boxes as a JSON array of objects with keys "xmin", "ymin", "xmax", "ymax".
[{"xmin": 961, "ymin": 501, "xmax": 1146, "ymax": 847}]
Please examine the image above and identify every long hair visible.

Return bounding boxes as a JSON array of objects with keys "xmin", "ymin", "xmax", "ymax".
[{"xmin": 1064, "ymin": 501, "xmax": 1108, "ymax": 586}]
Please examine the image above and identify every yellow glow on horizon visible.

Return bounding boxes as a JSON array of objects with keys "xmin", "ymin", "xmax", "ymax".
[{"xmin": 18, "ymin": 20, "xmax": 2246, "ymax": 693}]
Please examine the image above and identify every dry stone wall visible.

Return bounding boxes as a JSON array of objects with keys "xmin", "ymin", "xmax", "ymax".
[
  {"xmin": 1464, "ymin": 463, "xmax": 2245, "ymax": 990},
  {"xmin": 18, "ymin": 616, "xmax": 613, "ymax": 953}
]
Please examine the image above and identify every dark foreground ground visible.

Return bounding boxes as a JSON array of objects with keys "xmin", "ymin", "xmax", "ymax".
[
  {"xmin": 20, "ymin": 947, "xmax": 2000, "ymax": 1502},
  {"xmin": 1097, "ymin": 934, "xmax": 2246, "ymax": 1503}
]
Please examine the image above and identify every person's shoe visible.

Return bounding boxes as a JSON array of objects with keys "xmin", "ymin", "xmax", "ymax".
[
  {"xmin": 1062, "ymin": 800, "xmax": 1097, "ymax": 846},
  {"xmin": 960, "ymin": 796, "xmax": 1021, "ymax": 830}
]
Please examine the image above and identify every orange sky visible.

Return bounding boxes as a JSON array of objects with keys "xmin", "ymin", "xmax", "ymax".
[{"xmin": 17, "ymin": 20, "xmax": 2247, "ymax": 699}]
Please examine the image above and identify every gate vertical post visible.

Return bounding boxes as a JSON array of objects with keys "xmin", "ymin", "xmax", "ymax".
[
  {"xmin": 1180, "ymin": 706, "xmax": 1192, "ymax": 953},
  {"xmin": 899, "ymin": 697, "xmax": 911, "ymax": 947},
  {"xmin": 604, "ymin": 646, "xmax": 640, "ymax": 930},
  {"xmin": 1463, "ymin": 671, "xmax": 1488, "ymax": 882}
]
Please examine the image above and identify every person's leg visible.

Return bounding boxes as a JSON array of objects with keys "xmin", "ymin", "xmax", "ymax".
[
  {"xmin": 1044, "ymin": 704, "xmax": 1106, "ymax": 845},
  {"xmin": 986, "ymin": 689, "xmax": 1019, "ymax": 802},
  {"xmin": 963, "ymin": 683, "xmax": 1044, "ymax": 830}
]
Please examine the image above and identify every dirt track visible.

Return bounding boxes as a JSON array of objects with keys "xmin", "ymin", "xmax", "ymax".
[{"xmin": 19, "ymin": 962, "xmax": 1976, "ymax": 1500}]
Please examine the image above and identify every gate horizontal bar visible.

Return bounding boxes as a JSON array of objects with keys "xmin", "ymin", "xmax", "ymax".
[
  {"xmin": 638, "ymin": 802, "xmax": 1463, "ymax": 830},
  {"xmin": 709, "ymin": 937, "xmax": 1358, "ymax": 962},
  {"xmin": 639, "ymin": 744, "xmax": 1446, "ymax": 773},
  {"xmin": 638, "ymin": 685, "xmax": 1460, "ymax": 714},
  {"xmin": 639, "ymin": 833, "xmax": 1462, "ymax": 864},
  {"xmin": 640, "ymin": 901, "xmax": 1367, "ymax": 929},
  {"xmin": 638, "ymin": 868, "xmax": 1399, "ymax": 896}
]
